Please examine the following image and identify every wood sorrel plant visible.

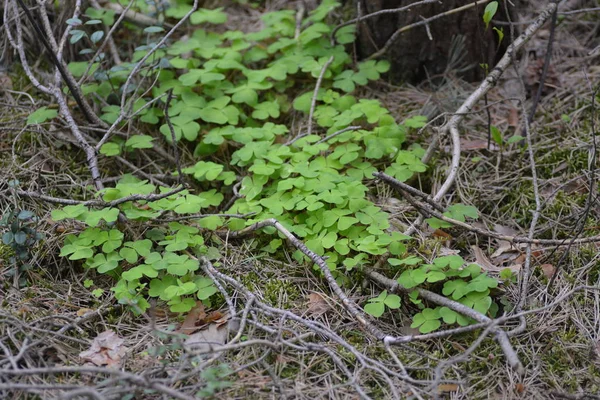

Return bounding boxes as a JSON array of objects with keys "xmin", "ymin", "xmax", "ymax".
[{"xmin": 49, "ymin": 0, "xmax": 502, "ymax": 332}]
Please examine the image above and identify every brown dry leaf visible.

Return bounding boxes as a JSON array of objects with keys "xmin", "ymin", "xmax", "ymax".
[
  {"xmin": 472, "ymin": 245, "xmax": 521, "ymax": 273},
  {"xmin": 0, "ymin": 73, "xmax": 13, "ymax": 93},
  {"xmin": 508, "ymin": 107, "xmax": 519, "ymax": 128},
  {"xmin": 77, "ymin": 308, "xmax": 94, "ymax": 317},
  {"xmin": 472, "ymin": 245, "xmax": 502, "ymax": 272},
  {"xmin": 551, "ymin": 161, "xmax": 569, "ymax": 175},
  {"xmin": 177, "ymin": 301, "xmax": 206, "ymax": 335},
  {"xmin": 461, "ymin": 139, "xmax": 499, "ymax": 151},
  {"xmin": 184, "ymin": 323, "xmax": 229, "ymax": 354},
  {"xmin": 515, "ymin": 383, "xmax": 526, "ymax": 394},
  {"xmin": 306, "ymin": 292, "xmax": 330, "ymax": 316},
  {"xmin": 540, "ymin": 264, "xmax": 556, "ymax": 279},
  {"xmin": 491, "ymin": 224, "xmax": 520, "ymax": 258},
  {"xmin": 204, "ymin": 311, "xmax": 229, "ymax": 327},
  {"xmin": 432, "ymin": 229, "xmax": 452, "ymax": 241},
  {"xmin": 438, "ymin": 247, "xmax": 460, "ymax": 256},
  {"xmin": 437, "ymin": 384, "xmax": 459, "ymax": 393},
  {"xmin": 80, "ymin": 330, "xmax": 127, "ymax": 367}
]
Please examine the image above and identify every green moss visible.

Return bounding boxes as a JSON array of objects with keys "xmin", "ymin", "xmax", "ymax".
[{"xmin": 263, "ymin": 278, "xmax": 300, "ymax": 308}]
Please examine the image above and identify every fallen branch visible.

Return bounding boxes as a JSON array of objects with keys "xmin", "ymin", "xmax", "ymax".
[
  {"xmin": 16, "ymin": 186, "xmax": 184, "ymax": 208},
  {"xmin": 374, "ymin": 171, "xmax": 600, "ymax": 246},
  {"xmin": 221, "ymin": 217, "xmax": 523, "ymax": 374},
  {"xmin": 366, "ymin": 269, "xmax": 523, "ymax": 374}
]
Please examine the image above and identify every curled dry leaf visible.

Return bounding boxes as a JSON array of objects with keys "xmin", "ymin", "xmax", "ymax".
[
  {"xmin": 177, "ymin": 301, "xmax": 207, "ymax": 335},
  {"xmin": 76, "ymin": 308, "xmax": 94, "ymax": 317},
  {"xmin": 472, "ymin": 245, "xmax": 502, "ymax": 272},
  {"xmin": 306, "ymin": 292, "xmax": 330, "ymax": 316},
  {"xmin": 515, "ymin": 382, "xmax": 526, "ymax": 394},
  {"xmin": 472, "ymin": 245, "xmax": 521, "ymax": 273},
  {"xmin": 508, "ymin": 106, "xmax": 519, "ymax": 128},
  {"xmin": 79, "ymin": 330, "xmax": 127, "ymax": 367},
  {"xmin": 460, "ymin": 139, "xmax": 499, "ymax": 151},
  {"xmin": 432, "ymin": 229, "xmax": 452, "ymax": 241},
  {"xmin": 437, "ymin": 383, "xmax": 459, "ymax": 394},
  {"xmin": 539, "ymin": 264, "xmax": 556, "ymax": 279},
  {"xmin": 438, "ymin": 247, "xmax": 460, "ymax": 256},
  {"xmin": 490, "ymin": 223, "xmax": 521, "ymax": 259},
  {"xmin": 184, "ymin": 321, "xmax": 230, "ymax": 354}
]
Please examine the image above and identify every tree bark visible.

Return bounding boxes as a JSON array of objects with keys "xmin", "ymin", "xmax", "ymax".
[{"xmin": 355, "ymin": 0, "xmax": 516, "ymax": 84}]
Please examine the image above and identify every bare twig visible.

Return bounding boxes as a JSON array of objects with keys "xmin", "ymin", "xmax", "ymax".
[
  {"xmin": 375, "ymin": 171, "xmax": 600, "ymax": 246},
  {"xmin": 330, "ymin": 0, "xmax": 436, "ymax": 43},
  {"xmin": 220, "ymin": 217, "xmax": 523, "ymax": 373},
  {"xmin": 366, "ymin": 0, "xmax": 493, "ymax": 61},
  {"xmin": 316, "ymin": 126, "xmax": 362, "ymax": 144},
  {"xmin": 13, "ymin": 0, "xmax": 103, "ymax": 126},
  {"xmin": 286, "ymin": 55, "xmax": 334, "ymax": 146},
  {"xmin": 16, "ymin": 185, "xmax": 184, "ymax": 208},
  {"xmin": 431, "ymin": 1, "xmax": 559, "ymax": 202},
  {"xmin": 163, "ymin": 89, "xmax": 184, "ymax": 183}
]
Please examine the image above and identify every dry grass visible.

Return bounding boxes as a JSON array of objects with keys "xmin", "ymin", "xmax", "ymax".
[{"xmin": 2, "ymin": 0, "xmax": 600, "ymax": 399}]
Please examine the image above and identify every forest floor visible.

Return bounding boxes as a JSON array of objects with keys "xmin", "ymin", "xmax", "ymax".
[{"xmin": 1, "ymin": 1, "xmax": 600, "ymax": 399}]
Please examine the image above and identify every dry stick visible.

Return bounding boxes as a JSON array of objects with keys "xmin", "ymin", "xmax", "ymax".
[
  {"xmin": 395, "ymin": 285, "xmax": 600, "ymax": 343},
  {"xmin": 100, "ymin": 0, "xmax": 173, "ymax": 28},
  {"xmin": 7, "ymin": 0, "xmax": 104, "ymax": 191},
  {"xmin": 1, "ymin": 367, "xmax": 196, "ymax": 400},
  {"xmin": 330, "ymin": 0, "xmax": 436, "ymax": 42},
  {"xmin": 286, "ymin": 55, "xmax": 334, "ymax": 146},
  {"xmin": 101, "ymin": 0, "xmax": 199, "ymax": 144},
  {"xmin": 89, "ymin": 0, "xmax": 198, "ymax": 150},
  {"xmin": 163, "ymin": 89, "xmax": 184, "ymax": 182},
  {"xmin": 114, "ymin": 156, "xmax": 170, "ymax": 187},
  {"xmin": 294, "ymin": 2, "xmax": 305, "ymax": 40},
  {"xmin": 430, "ymin": 322, "xmax": 498, "ymax": 392},
  {"xmin": 316, "ymin": 125, "xmax": 362, "ymax": 144},
  {"xmin": 221, "ymin": 218, "xmax": 523, "ymax": 373},
  {"xmin": 80, "ymin": 0, "xmax": 133, "ymax": 82},
  {"xmin": 547, "ymin": 81, "xmax": 599, "ymax": 288},
  {"xmin": 199, "ymin": 258, "xmax": 426, "ymax": 396},
  {"xmin": 365, "ymin": 270, "xmax": 523, "ymax": 374},
  {"xmin": 432, "ymin": 1, "xmax": 559, "ymax": 202},
  {"xmin": 52, "ymin": 0, "xmax": 82, "ymax": 59},
  {"xmin": 13, "ymin": 0, "xmax": 103, "ymax": 126},
  {"xmin": 153, "ymin": 212, "xmax": 253, "ymax": 223},
  {"xmin": 514, "ymin": 99, "xmax": 542, "ymax": 318},
  {"xmin": 374, "ymin": 171, "xmax": 600, "ymax": 245},
  {"xmin": 366, "ymin": 0, "xmax": 493, "ymax": 61},
  {"xmin": 16, "ymin": 185, "xmax": 184, "ymax": 208},
  {"xmin": 527, "ymin": 5, "xmax": 558, "ymax": 124}
]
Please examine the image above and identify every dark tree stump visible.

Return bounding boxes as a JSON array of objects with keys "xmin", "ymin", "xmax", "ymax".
[{"xmin": 355, "ymin": 0, "xmax": 515, "ymax": 84}]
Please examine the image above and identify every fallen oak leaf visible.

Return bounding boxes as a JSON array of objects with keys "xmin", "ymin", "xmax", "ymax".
[
  {"xmin": 472, "ymin": 245, "xmax": 521, "ymax": 273},
  {"xmin": 177, "ymin": 301, "xmax": 206, "ymax": 335},
  {"xmin": 437, "ymin": 383, "xmax": 459, "ymax": 394},
  {"xmin": 472, "ymin": 245, "xmax": 502, "ymax": 272},
  {"xmin": 539, "ymin": 263, "xmax": 556, "ymax": 279},
  {"xmin": 306, "ymin": 292, "xmax": 330, "ymax": 316},
  {"xmin": 77, "ymin": 308, "xmax": 94, "ymax": 317},
  {"xmin": 80, "ymin": 330, "xmax": 127, "ymax": 367}
]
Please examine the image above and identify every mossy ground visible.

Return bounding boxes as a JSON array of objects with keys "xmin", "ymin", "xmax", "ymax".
[{"xmin": 2, "ymin": 1, "xmax": 600, "ymax": 399}]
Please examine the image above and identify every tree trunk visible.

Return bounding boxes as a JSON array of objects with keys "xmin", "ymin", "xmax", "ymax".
[{"xmin": 356, "ymin": 0, "xmax": 515, "ymax": 84}]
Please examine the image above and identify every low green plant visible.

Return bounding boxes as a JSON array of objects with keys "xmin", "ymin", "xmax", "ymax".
[
  {"xmin": 196, "ymin": 364, "xmax": 233, "ymax": 398},
  {"xmin": 396, "ymin": 254, "xmax": 499, "ymax": 333},
  {"xmin": 1, "ymin": 203, "xmax": 44, "ymax": 287},
  {"xmin": 47, "ymin": 0, "xmax": 509, "ymax": 333},
  {"xmin": 363, "ymin": 290, "xmax": 401, "ymax": 318}
]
